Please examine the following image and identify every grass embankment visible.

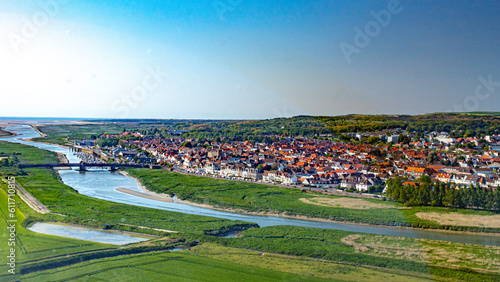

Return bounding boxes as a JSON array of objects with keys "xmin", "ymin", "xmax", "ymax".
[
  {"xmin": 126, "ymin": 169, "xmax": 500, "ymax": 233},
  {"xmin": 189, "ymin": 243, "xmax": 428, "ymax": 281},
  {"xmin": 0, "ymin": 141, "xmax": 60, "ymax": 164},
  {"xmin": 30, "ymin": 124, "xmax": 124, "ymax": 145},
  {"xmin": 200, "ymin": 226, "xmax": 500, "ymax": 281}
]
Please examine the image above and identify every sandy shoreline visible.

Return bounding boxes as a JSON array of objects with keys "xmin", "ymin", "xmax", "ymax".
[
  {"xmin": 118, "ymin": 171, "xmax": 174, "ymax": 202},
  {"xmin": 24, "ymin": 137, "xmax": 71, "ymax": 148},
  {"xmin": 116, "ymin": 188, "xmax": 173, "ymax": 202},
  {"xmin": 56, "ymin": 152, "xmax": 69, "ymax": 164},
  {"xmin": 32, "ymin": 125, "xmax": 48, "ymax": 137},
  {"xmin": 0, "ymin": 127, "xmax": 16, "ymax": 137}
]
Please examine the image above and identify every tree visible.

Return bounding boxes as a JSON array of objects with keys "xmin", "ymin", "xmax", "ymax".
[
  {"xmin": 456, "ymin": 187, "xmax": 467, "ymax": 209},
  {"xmin": 494, "ymin": 187, "xmax": 500, "ymax": 212},
  {"xmin": 181, "ymin": 142, "xmax": 193, "ymax": 148},
  {"xmin": 443, "ymin": 184, "xmax": 457, "ymax": 207},
  {"xmin": 427, "ymin": 152, "xmax": 438, "ymax": 163},
  {"xmin": 431, "ymin": 182, "xmax": 442, "ymax": 207},
  {"xmin": 367, "ymin": 136, "xmax": 380, "ymax": 144},
  {"xmin": 0, "ymin": 158, "xmax": 10, "ymax": 167}
]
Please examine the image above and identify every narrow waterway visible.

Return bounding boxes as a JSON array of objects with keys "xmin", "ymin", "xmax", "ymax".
[
  {"xmin": 2, "ymin": 124, "xmax": 500, "ymax": 246},
  {"xmin": 28, "ymin": 222, "xmax": 150, "ymax": 245}
]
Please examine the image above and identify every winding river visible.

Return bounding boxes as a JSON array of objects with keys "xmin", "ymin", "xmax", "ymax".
[{"xmin": 2, "ymin": 124, "xmax": 500, "ymax": 246}]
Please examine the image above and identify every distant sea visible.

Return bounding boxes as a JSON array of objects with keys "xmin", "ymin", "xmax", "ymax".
[{"xmin": 0, "ymin": 117, "xmax": 95, "ymax": 121}]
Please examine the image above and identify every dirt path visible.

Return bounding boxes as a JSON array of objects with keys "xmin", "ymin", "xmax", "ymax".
[
  {"xmin": 2, "ymin": 178, "xmax": 51, "ymax": 214},
  {"xmin": 32, "ymin": 125, "xmax": 48, "ymax": 137},
  {"xmin": 56, "ymin": 152, "xmax": 69, "ymax": 164},
  {"xmin": 117, "ymin": 223, "xmax": 177, "ymax": 233}
]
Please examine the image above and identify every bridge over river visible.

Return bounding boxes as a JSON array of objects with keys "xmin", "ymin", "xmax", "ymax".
[{"xmin": 18, "ymin": 162, "xmax": 154, "ymax": 171}]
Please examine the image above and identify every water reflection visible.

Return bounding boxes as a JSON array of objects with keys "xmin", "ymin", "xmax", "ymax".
[{"xmin": 28, "ymin": 222, "xmax": 150, "ymax": 245}]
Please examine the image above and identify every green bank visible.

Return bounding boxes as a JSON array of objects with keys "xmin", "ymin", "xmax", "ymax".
[{"xmin": 126, "ymin": 168, "xmax": 500, "ymax": 232}]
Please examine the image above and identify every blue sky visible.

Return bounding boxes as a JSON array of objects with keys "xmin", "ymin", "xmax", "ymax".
[{"xmin": 1, "ymin": 0, "xmax": 500, "ymax": 119}]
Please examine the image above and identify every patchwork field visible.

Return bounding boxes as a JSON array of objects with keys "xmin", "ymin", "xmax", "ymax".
[
  {"xmin": 415, "ymin": 212, "xmax": 500, "ymax": 228},
  {"xmin": 300, "ymin": 197, "xmax": 398, "ymax": 210},
  {"xmin": 341, "ymin": 234, "xmax": 500, "ymax": 273}
]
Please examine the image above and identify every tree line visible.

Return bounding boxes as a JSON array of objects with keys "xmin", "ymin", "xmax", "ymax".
[{"xmin": 386, "ymin": 176, "xmax": 500, "ymax": 211}]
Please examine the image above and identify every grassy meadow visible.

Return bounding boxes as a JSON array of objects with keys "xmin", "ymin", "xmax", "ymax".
[
  {"xmin": 200, "ymin": 226, "xmax": 500, "ymax": 281},
  {"xmin": 31, "ymin": 124, "xmax": 124, "ymax": 146},
  {"xmin": 126, "ymin": 168, "xmax": 500, "ymax": 232}
]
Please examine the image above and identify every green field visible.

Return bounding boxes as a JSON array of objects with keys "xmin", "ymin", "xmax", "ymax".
[
  {"xmin": 200, "ymin": 226, "xmax": 500, "ymax": 281},
  {"xmin": 0, "ymin": 141, "xmax": 59, "ymax": 164},
  {"xmin": 21, "ymin": 251, "xmax": 330, "ymax": 282},
  {"xmin": 189, "ymin": 243, "xmax": 430, "ymax": 281},
  {"xmin": 126, "ymin": 168, "xmax": 500, "ymax": 232},
  {"xmin": 32, "ymin": 123, "xmax": 124, "ymax": 145}
]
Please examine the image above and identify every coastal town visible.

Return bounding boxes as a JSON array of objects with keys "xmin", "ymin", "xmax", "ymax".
[{"xmin": 73, "ymin": 130, "xmax": 500, "ymax": 193}]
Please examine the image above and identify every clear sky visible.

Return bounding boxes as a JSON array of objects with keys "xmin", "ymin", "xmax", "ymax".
[{"xmin": 1, "ymin": 0, "xmax": 499, "ymax": 119}]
